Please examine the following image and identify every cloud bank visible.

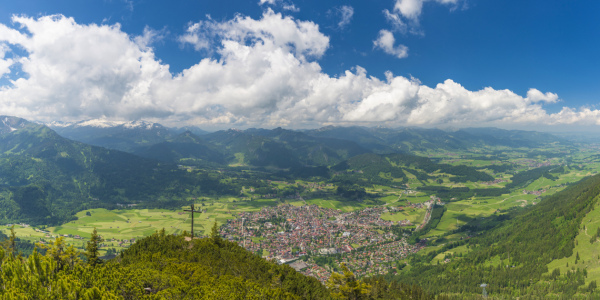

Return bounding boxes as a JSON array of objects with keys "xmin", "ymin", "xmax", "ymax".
[{"xmin": 0, "ymin": 12, "xmax": 597, "ymax": 129}]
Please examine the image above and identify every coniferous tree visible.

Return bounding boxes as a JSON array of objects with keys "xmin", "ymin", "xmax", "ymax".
[
  {"xmin": 211, "ymin": 221, "xmax": 221, "ymax": 245},
  {"xmin": 327, "ymin": 263, "xmax": 371, "ymax": 299},
  {"xmin": 6, "ymin": 225, "xmax": 16, "ymax": 256},
  {"xmin": 86, "ymin": 228, "xmax": 103, "ymax": 267}
]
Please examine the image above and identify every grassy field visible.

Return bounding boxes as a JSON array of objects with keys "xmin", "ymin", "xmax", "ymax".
[
  {"xmin": 380, "ymin": 207, "xmax": 424, "ymax": 225},
  {"xmin": 430, "ymin": 245, "xmax": 471, "ymax": 265}
]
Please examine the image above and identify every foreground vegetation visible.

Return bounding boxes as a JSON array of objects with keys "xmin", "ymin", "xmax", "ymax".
[{"xmin": 0, "ymin": 225, "xmax": 433, "ymax": 299}]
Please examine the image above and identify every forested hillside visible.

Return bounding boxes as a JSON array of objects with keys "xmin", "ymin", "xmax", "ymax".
[
  {"xmin": 394, "ymin": 173, "xmax": 600, "ymax": 298},
  {"xmin": 133, "ymin": 131, "xmax": 226, "ymax": 167},
  {"xmin": 203, "ymin": 128, "xmax": 371, "ymax": 168},
  {"xmin": 332, "ymin": 153, "xmax": 493, "ymax": 187},
  {"xmin": 0, "ymin": 117, "xmax": 237, "ymax": 225}
]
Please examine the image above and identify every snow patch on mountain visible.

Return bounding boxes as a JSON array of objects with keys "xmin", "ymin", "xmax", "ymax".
[
  {"xmin": 1, "ymin": 116, "xmax": 28, "ymax": 133},
  {"xmin": 46, "ymin": 121, "xmax": 74, "ymax": 128},
  {"xmin": 122, "ymin": 120, "xmax": 158, "ymax": 130}
]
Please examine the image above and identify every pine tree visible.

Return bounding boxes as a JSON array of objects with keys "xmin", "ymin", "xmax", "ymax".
[
  {"xmin": 86, "ymin": 228, "xmax": 103, "ymax": 267},
  {"xmin": 3, "ymin": 225, "xmax": 17, "ymax": 256},
  {"xmin": 327, "ymin": 263, "xmax": 371, "ymax": 299},
  {"xmin": 211, "ymin": 221, "xmax": 221, "ymax": 245},
  {"xmin": 589, "ymin": 280, "xmax": 597, "ymax": 292}
]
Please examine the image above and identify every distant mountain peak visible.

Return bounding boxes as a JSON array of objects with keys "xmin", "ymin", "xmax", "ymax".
[
  {"xmin": 0, "ymin": 116, "xmax": 29, "ymax": 135},
  {"xmin": 122, "ymin": 120, "xmax": 162, "ymax": 130}
]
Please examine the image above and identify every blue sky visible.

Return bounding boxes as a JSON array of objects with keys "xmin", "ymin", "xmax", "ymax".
[{"xmin": 0, "ymin": 0, "xmax": 598, "ymax": 130}]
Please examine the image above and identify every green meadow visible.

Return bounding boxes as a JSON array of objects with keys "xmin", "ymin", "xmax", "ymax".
[{"xmin": 380, "ymin": 206, "xmax": 424, "ymax": 225}]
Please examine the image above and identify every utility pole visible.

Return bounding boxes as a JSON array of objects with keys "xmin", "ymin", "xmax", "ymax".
[{"xmin": 184, "ymin": 204, "xmax": 201, "ymax": 238}]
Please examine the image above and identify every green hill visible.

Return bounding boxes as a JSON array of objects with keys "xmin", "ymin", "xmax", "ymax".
[
  {"xmin": 133, "ymin": 131, "xmax": 227, "ymax": 166},
  {"xmin": 204, "ymin": 128, "xmax": 370, "ymax": 169},
  {"xmin": 395, "ymin": 173, "xmax": 600, "ymax": 298},
  {"xmin": 331, "ymin": 153, "xmax": 493, "ymax": 187},
  {"xmin": 0, "ymin": 117, "xmax": 236, "ymax": 225}
]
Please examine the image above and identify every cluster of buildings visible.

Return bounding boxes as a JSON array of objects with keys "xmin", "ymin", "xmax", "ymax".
[
  {"xmin": 516, "ymin": 159, "xmax": 553, "ymax": 168},
  {"xmin": 483, "ymin": 178, "xmax": 508, "ymax": 185},
  {"xmin": 522, "ymin": 189, "xmax": 547, "ymax": 196},
  {"xmin": 219, "ymin": 204, "xmax": 425, "ymax": 282}
]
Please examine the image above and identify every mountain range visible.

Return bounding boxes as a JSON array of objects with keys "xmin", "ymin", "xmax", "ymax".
[
  {"xmin": 48, "ymin": 119, "xmax": 569, "ymax": 169},
  {"xmin": 0, "ymin": 116, "xmax": 235, "ymax": 225}
]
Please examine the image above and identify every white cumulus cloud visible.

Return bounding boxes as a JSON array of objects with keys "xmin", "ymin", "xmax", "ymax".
[
  {"xmin": 382, "ymin": 0, "xmax": 461, "ymax": 36},
  {"xmin": 134, "ymin": 26, "xmax": 166, "ymax": 49},
  {"xmin": 0, "ymin": 13, "xmax": 596, "ymax": 130},
  {"xmin": 0, "ymin": 44, "xmax": 14, "ymax": 77},
  {"xmin": 179, "ymin": 9, "xmax": 328, "ymax": 60},
  {"xmin": 394, "ymin": 0, "xmax": 459, "ymax": 20},
  {"xmin": 373, "ymin": 30, "xmax": 408, "ymax": 59},
  {"xmin": 526, "ymin": 88, "xmax": 559, "ymax": 103},
  {"xmin": 259, "ymin": 0, "xmax": 299, "ymax": 12}
]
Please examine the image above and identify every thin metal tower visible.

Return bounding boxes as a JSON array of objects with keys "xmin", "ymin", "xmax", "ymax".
[
  {"xmin": 480, "ymin": 283, "xmax": 488, "ymax": 298},
  {"xmin": 183, "ymin": 204, "xmax": 201, "ymax": 237}
]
